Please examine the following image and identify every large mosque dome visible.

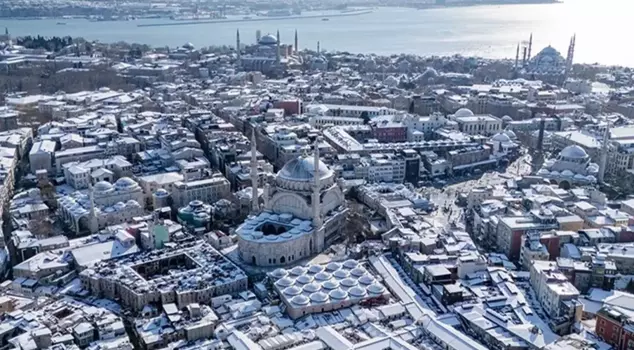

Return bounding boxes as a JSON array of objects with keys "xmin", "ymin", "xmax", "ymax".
[
  {"xmin": 560, "ymin": 145, "xmax": 588, "ymax": 160},
  {"xmin": 259, "ymin": 34, "xmax": 278, "ymax": 45},
  {"xmin": 277, "ymin": 155, "xmax": 335, "ymax": 191}
]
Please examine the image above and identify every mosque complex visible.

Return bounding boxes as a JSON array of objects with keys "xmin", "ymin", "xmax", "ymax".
[{"xmin": 236, "ymin": 133, "xmax": 348, "ymax": 267}]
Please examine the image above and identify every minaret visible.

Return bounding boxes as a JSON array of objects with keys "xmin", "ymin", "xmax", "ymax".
[
  {"xmin": 236, "ymin": 29, "xmax": 241, "ymax": 62},
  {"xmin": 276, "ymin": 30, "xmax": 281, "ymax": 64},
  {"xmin": 250, "ymin": 129, "xmax": 259, "ymax": 213},
  {"xmin": 564, "ymin": 34, "xmax": 576, "ymax": 84},
  {"xmin": 312, "ymin": 139, "xmax": 322, "ymax": 228},
  {"xmin": 89, "ymin": 184, "xmax": 96, "ymax": 217},
  {"xmin": 598, "ymin": 122, "xmax": 610, "ymax": 183},
  {"xmin": 522, "ymin": 46, "xmax": 527, "ymax": 67},
  {"xmin": 514, "ymin": 43, "xmax": 520, "ymax": 70},
  {"xmin": 294, "ymin": 29, "xmax": 298, "ymax": 54},
  {"xmin": 317, "ymin": 41, "xmax": 320, "ymax": 54},
  {"xmin": 527, "ymin": 33, "xmax": 533, "ymax": 61}
]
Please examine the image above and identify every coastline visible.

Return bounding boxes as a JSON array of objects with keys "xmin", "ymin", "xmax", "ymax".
[{"xmin": 136, "ymin": 11, "xmax": 374, "ymax": 28}]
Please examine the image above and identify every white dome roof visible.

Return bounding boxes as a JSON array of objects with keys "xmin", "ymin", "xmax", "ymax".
[
  {"xmin": 283, "ymin": 286, "xmax": 302, "ymax": 296},
  {"xmin": 502, "ymin": 115, "xmax": 513, "ymax": 121},
  {"xmin": 94, "ymin": 181, "xmax": 114, "ymax": 193},
  {"xmin": 343, "ymin": 259, "xmax": 358, "ymax": 269},
  {"xmin": 290, "ymin": 266, "xmax": 307, "ymax": 276},
  {"xmin": 560, "ymin": 145, "xmax": 588, "ymax": 159},
  {"xmin": 271, "ymin": 268, "xmax": 288, "ymax": 279},
  {"xmin": 341, "ymin": 278, "xmax": 358, "ymax": 287},
  {"xmin": 278, "ymin": 155, "xmax": 333, "ymax": 183},
  {"xmin": 315, "ymin": 272, "xmax": 332, "ymax": 281},
  {"xmin": 259, "ymin": 34, "xmax": 278, "ymax": 45},
  {"xmin": 296, "ymin": 275, "xmax": 314, "ymax": 285},
  {"xmin": 350, "ymin": 267, "xmax": 367, "ymax": 277},
  {"xmin": 333, "ymin": 270, "xmax": 349, "ymax": 279},
  {"xmin": 329, "ymin": 288, "xmax": 348, "ymax": 300},
  {"xmin": 114, "ymin": 177, "xmax": 137, "ymax": 189},
  {"xmin": 303, "ymin": 282, "xmax": 321, "ymax": 293},
  {"xmin": 310, "ymin": 291, "xmax": 329, "ymax": 303},
  {"xmin": 561, "ymin": 170, "xmax": 575, "ymax": 177},
  {"xmin": 326, "ymin": 262, "xmax": 342, "ymax": 271},
  {"xmin": 359, "ymin": 275, "xmax": 375, "ymax": 285},
  {"xmin": 308, "ymin": 265, "xmax": 325, "ymax": 274},
  {"xmin": 587, "ymin": 175, "xmax": 597, "ymax": 182},
  {"xmin": 291, "ymin": 295, "xmax": 310, "ymax": 306},
  {"xmin": 454, "ymin": 108, "xmax": 474, "ymax": 118},
  {"xmin": 491, "ymin": 133, "xmax": 511, "ymax": 143},
  {"xmin": 368, "ymin": 283, "xmax": 386, "ymax": 295},
  {"xmin": 276, "ymin": 277, "xmax": 294, "ymax": 287},
  {"xmin": 349, "ymin": 286, "xmax": 367, "ymax": 298},
  {"xmin": 322, "ymin": 280, "xmax": 339, "ymax": 290},
  {"xmin": 504, "ymin": 129, "xmax": 517, "ymax": 139}
]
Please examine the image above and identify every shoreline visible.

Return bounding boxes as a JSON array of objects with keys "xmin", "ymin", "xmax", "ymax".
[{"xmin": 136, "ymin": 11, "xmax": 374, "ymax": 28}]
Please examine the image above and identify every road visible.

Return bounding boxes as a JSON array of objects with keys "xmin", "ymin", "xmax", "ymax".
[{"xmin": 420, "ymin": 154, "xmax": 533, "ymax": 229}]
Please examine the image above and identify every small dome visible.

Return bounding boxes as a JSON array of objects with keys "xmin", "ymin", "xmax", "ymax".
[
  {"xmin": 560, "ymin": 145, "xmax": 588, "ymax": 159},
  {"xmin": 303, "ymin": 282, "xmax": 321, "ymax": 293},
  {"xmin": 291, "ymin": 295, "xmax": 310, "ymax": 306},
  {"xmin": 343, "ymin": 259, "xmax": 358, "ymax": 269},
  {"xmin": 333, "ymin": 270, "xmax": 349, "ymax": 279},
  {"xmin": 341, "ymin": 278, "xmax": 358, "ymax": 287},
  {"xmin": 587, "ymin": 164, "xmax": 600, "ymax": 173},
  {"xmin": 322, "ymin": 280, "xmax": 340, "ymax": 290},
  {"xmin": 537, "ymin": 168, "xmax": 550, "ymax": 176},
  {"xmin": 326, "ymin": 262, "xmax": 341, "ymax": 271},
  {"xmin": 350, "ymin": 267, "xmax": 367, "ymax": 277},
  {"xmin": 550, "ymin": 170, "xmax": 560, "ymax": 176},
  {"xmin": 491, "ymin": 133, "xmax": 511, "ymax": 143},
  {"xmin": 561, "ymin": 170, "xmax": 575, "ymax": 177},
  {"xmin": 309, "ymin": 291, "xmax": 329, "ymax": 303},
  {"xmin": 504, "ymin": 129, "xmax": 517, "ymax": 139},
  {"xmin": 93, "ymin": 181, "xmax": 114, "ymax": 193},
  {"xmin": 368, "ymin": 283, "xmax": 386, "ymax": 295},
  {"xmin": 315, "ymin": 272, "xmax": 332, "ymax": 281},
  {"xmin": 349, "ymin": 286, "xmax": 367, "ymax": 298},
  {"xmin": 308, "ymin": 265, "xmax": 325, "ymax": 274},
  {"xmin": 276, "ymin": 277, "xmax": 294, "ymax": 287},
  {"xmin": 574, "ymin": 174, "xmax": 586, "ymax": 180},
  {"xmin": 259, "ymin": 34, "xmax": 278, "ymax": 45},
  {"xmin": 502, "ymin": 115, "xmax": 513, "ymax": 122},
  {"xmin": 454, "ymin": 108, "xmax": 474, "ymax": 118},
  {"xmin": 359, "ymin": 275, "xmax": 376, "ymax": 285},
  {"xmin": 114, "ymin": 177, "xmax": 137, "ymax": 189},
  {"xmin": 587, "ymin": 175, "xmax": 597, "ymax": 182},
  {"xmin": 329, "ymin": 288, "xmax": 349, "ymax": 300},
  {"xmin": 290, "ymin": 266, "xmax": 307, "ymax": 276},
  {"xmin": 296, "ymin": 275, "xmax": 314, "ymax": 285},
  {"xmin": 271, "ymin": 268, "xmax": 288, "ymax": 279},
  {"xmin": 283, "ymin": 286, "xmax": 302, "ymax": 296}
]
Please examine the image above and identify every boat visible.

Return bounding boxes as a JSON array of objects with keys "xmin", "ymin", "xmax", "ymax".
[
  {"xmin": 56, "ymin": 22, "xmax": 66, "ymax": 25},
  {"xmin": 322, "ymin": 18, "xmax": 329, "ymax": 21}
]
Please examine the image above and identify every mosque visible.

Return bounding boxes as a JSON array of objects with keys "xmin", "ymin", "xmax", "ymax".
[
  {"xmin": 236, "ymin": 134, "xmax": 347, "ymax": 267},
  {"xmin": 57, "ymin": 177, "xmax": 145, "ymax": 234},
  {"xmin": 236, "ymin": 29, "xmax": 301, "ymax": 74},
  {"xmin": 536, "ymin": 145, "xmax": 599, "ymax": 188},
  {"xmin": 514, "ymin": 34, "xmax": 576, "ymax": 85}
]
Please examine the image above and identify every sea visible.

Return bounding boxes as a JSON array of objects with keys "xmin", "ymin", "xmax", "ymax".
[{"xmin": 2, "ymin": 0, "xmax": 631, "ymax": 66}]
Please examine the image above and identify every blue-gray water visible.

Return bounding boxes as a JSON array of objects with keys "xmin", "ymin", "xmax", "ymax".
[{"xmin": 3, "ymin": 0, "xmax": 631, "ymax": 66}]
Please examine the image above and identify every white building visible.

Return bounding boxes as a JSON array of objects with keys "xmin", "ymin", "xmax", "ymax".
[
  {"xmin": 171, "ymin": 176, "xmax": 230, "ymax": 208},
  {"xmin": 451, "ymin": 108, "xmax": 502, "ymax": 136},
  {"xmin": 529, "ymin": 260, "xmax": 580, "ymax": 318},
  {"xmin": 29, "ymin": 140, "xmax": 56, "ymax": 174}
]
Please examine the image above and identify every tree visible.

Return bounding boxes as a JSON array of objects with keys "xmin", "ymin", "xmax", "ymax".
[{"xmin": 360, "ymin": 111, "xmax": 370, "ymax": 124}]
